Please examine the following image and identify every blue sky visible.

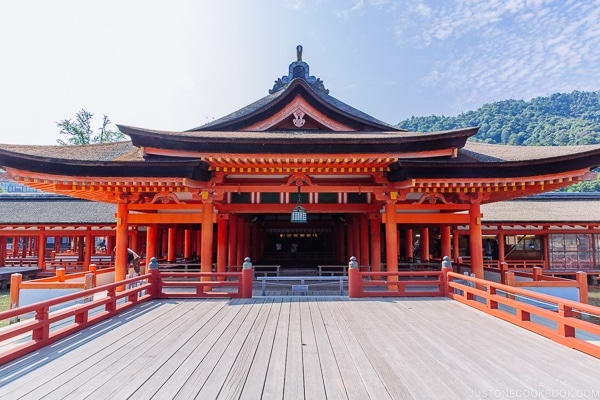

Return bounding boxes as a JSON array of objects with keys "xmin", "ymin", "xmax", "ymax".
[{"xmin": 1, "ymin": 0, "xmax": 599, "ymax": 145}]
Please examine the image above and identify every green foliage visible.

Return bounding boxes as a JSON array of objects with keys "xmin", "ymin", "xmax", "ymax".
[
  {"xmin": 397, "ymin": 90, "xmax": 600, "ymax": 192},
  {"xmin": 57, "ymin": 109, "xmax": 125, "ymax": 145}
]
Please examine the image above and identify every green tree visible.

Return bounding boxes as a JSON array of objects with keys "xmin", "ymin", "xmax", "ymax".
[
  {"xmin": 396, "ymin": 90, "xmax": 600, "ymax": 192},
  {"xmin": 57, "ymin": 109, "xmax": 125, "ymax": 145}
]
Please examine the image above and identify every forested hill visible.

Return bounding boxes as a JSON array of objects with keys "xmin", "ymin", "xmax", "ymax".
[
  {"xmin": 397, "ymin": 90, "xmax": 600, "ymax": 146},
  {"xmin": 396, "ymin": 90, "xmax": 600, "ymax": 191}
]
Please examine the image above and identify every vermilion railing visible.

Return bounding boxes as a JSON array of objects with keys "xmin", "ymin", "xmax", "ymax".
[
  {"xmin": 348, "ymin": 269, "xmax": 449, "ymax": 297},
  {"xmin": 0, "ymin": 273, "xmax": 154, "ymax": 365},
  {"xmin": 0, "ymin": 268, "xmax": 253, "ymax": 365},
  {"xmin": 446, "ymin": 271, "xmax": 600, "ymax": 359},
  {"xmin": 155, "ymin": 269, "xmax": 253, "ymax": 298}
]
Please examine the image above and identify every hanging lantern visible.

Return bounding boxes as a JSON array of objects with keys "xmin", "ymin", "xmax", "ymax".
[
  {"xmin": 291, "ymin": 185, "xmax": 307, "ymax": 223},
  {"xmin": 291, "ymin": 204, "xmax": 307, "ymax": 223}
]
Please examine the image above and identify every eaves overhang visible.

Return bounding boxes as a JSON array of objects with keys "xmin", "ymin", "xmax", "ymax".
[
  {"xmin": 120, "ymin": 125, "xmax": 479, "ymax": 156},
  {"xmin": 0, "ymin": 148, "xmax": 211, "ymax": 181},
  {"xmin": 387, "ymin": 147, "xmax": 600, "ymax": 181}
]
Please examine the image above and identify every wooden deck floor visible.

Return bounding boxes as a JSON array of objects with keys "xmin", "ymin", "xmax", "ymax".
[{"xmin": 1, "ymin": 297, "xmax": 600, "ymax": 399}]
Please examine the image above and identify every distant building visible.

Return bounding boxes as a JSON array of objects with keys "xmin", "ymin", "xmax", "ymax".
[{"xmin": 0, "ymin": 169, "xmax": 39, "ymax": 193}]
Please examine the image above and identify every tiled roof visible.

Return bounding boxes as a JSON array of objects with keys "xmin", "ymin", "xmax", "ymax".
[
  {"xmin": 482, "ymin": 193, "xmax": 600, "ymax": 223},
  {"xmin": 0, "ymin": 141, "xmax": 143, "ymax": 162},
  {"xmin": 0, "ymin": 194, "xmax": 116, "ymax": 224},
  {"xmin": 460, "ymin": 142, "xmax": 600, "ymax": 162}
]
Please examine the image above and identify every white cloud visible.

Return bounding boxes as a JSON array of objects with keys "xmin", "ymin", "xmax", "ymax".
[{"xmin": 390, "ymin": 0, "xmax": 600, "ymax": 112}]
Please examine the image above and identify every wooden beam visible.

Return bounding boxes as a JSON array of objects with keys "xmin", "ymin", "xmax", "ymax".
[
  {"xmin": 128, "ymin": 213, "xmax": 204, "ymax": 224},
  {"xmin": 394, "ymin": 213, "xmax": 470, "ymax": 224},
  {"xmin": 216, "ymin": 203, "xmax": 381, "ymax": 213}
]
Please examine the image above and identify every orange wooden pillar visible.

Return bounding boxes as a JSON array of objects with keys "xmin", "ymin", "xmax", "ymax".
[
  {"xmin": 419, "ymin": 227, "xmax": 429, "ymax": 262},
  {"xmin": 37, "ymin": 228, "xmax": 46, "ymax": 269},
  {"xmin": 115, "ymin": 202, "xmax": 129, "ymax": 283},
  {"xmin": 228, "ymin": 214, "xmax": 238, "ymax": 267},
  {"xmin": 167, "ymin": 227, "xmax": 177, "ymax": 262},
  {"xmin": 236, "ymin": 216, "xmax": 245, "ymax": 266},
  {"xmin": 469, "ymin": 202, "xmax": 484, "ymax": 279},
  {"xmin": 107, "ymin": 236, "xmax": 116, "ymax": 255},
  {"xmin": 405, "ymin": 228, "xmax": 413, "ymax": 261},
  {"xmin": 160, "ymin": 228, "xmax": 168, "ymax": 259},
  {"xmin": 0, "ymin": 236, "xmax": 6, "ymax": 266},
  {"xmin": 385, "ymin": 199, "xmax": 398, "ymax": 281},
  {"xmin": 497, "ymin": 229, "xmax": 505, "ymax": 262},
  {"xmin": 359, "ymin": 214, "xmax": 369, "ymax": 267},
  {"xmin": 217, "ymin": 214, "xmax": 228, "ymax": 276},
  {"xmin": 196, "ymin": 225, "xmax": 202, "ymax": 262},
  {"xmin": 130, "ymin": 227, "xmax": 139, "ymax": 254},
  {"xmin": 200, "ymin": 197, "xmax": 214, "ymax": 274},
  {"xmin": 146, "ymin": 224, "xmax": 157, "ymax": 263},
  {"xmin": 183, "ymin": 227, "xmax": 192, "ymax": 260},
  {"xmin": 396, "ymin": 227, "xmax": 401, "ymax": 260},
  {"xmin": 369, "ymin": 215, "xmax": 381, "ymax": 273},
  {"xmin": 452, "ymin": 228, "xmax": 460, "ymax": 261},
  {"xmin": 84, "ymin": 229, "xmax": 92, "ymax": 270},
  {"xmin": 441, "ymin": 225, "xmax": 451, "ymax": 260}
]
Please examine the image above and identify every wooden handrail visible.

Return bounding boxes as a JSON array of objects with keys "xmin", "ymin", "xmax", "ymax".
[
  {"xmin": 445, "ymin": 271, "xmax": 600, "ymax": 358},
  {"xmin": 349, "ymin": 270, "xmax": 447, "ymax": 297},
  {"xmin": 0, "ymin": 273, "xmax": 154, "ymax": 365}
]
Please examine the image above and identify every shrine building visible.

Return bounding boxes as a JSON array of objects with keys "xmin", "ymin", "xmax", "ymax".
[{"xmin": 1, "ymin": 45, "xmax": 600, "ymax": 283}]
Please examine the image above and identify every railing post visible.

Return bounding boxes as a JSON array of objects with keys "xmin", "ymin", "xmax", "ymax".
[
  {"xmin": 32, "ymin": 306, "xmax": 50, "ymax": 342},
  {"xmin": 106, "ymin": 286, "xmax": 117, "ymax": 312},
  {"xmin": 532, "ymin": 266, "xmax": 542, "ymax": 281},
  {"xmin": 56, "ymin": 267, "xmax": 66, "ymax": 282},
  {"xmin": 441, "ymin": 256, "xmax": 452, "ymax": 297},
  {"xmin": 557, "ymin": 303, "xmax": 575, "ymax": 337},
  {"xmin": 241, "ymin": 257, "xmax": 253, "ymax": 298},
  {"xmin": 576, "ymin": 271, "xmax": 588, "ymax": 304},
  {"xmin": 147, "ymin": 257, "xmax": 162, "ymax": 299},
  {"xmin": 505, "ymin": 271, "xmax": 516, "ymax": 301},
  {"xmin": 348, "ymin": 256, "xmax": 361, "ymax": 298},
  {"xmin": 83, "ymin": 273, "xmax": 94, "ymax": 303},
  {"xmin": 499, "ymin": 262, "xmax": 508, "ymax": 284},
  {"xmin": 9, "ymin": 273, "xmax": 22, "ymax": 324},
  {"xmin": 89, "ymin": 263, "xmax": 97, "ymax": 287}
]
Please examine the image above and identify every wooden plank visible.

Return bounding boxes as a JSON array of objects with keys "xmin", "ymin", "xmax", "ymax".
[
  {"xmin": 175, "ymin": 300, "xmax": 264, "ymax": 399},
  {"xmin": 360, "ymin": 299, "xmax": 471, "ymax": 398},
  {"xmin": 308, "ymin": 298, "xmax": 349, "ymax": 400},
  {"xmin": 218, "ymin": 298, "xmax": 274, "ymax": 399},
  {"xmin": 56, "ymin": 300, "xmax": 217, "ymax": 398},
  {"xmin": 147, "ymin": 298, "xmax": 251, "ymax": 399},
  {"xmin": 300, "ymin": 297, "xmax": 327, "ymax": 400},
  {"xmin": 1, "ymin": 300, "xmax": 194, "ymax": 398},
  {"xmin": 335, "ymin": 299, "xmax": 419, "ymax": 399},
  {"xmin": 261, "ymin": 298, "xmax": 290, "ymax": 399},
  {"xmin": 93, "ymin": 299, "xmax": 235, "ymax": 399},
  {"xmin": 313, "ymin": 298, "xmax": 370, "ymax": 400},
  {"xmin": 284, "ymin": 298, "xmax": 304, "ymax": 400},
  {"xmin": 239, "ymin": 298, "xmax": 283, "ymax": 400},
  {"xmin": 322, "ymin": 299, "xmax": 393, "ymax": 400}
]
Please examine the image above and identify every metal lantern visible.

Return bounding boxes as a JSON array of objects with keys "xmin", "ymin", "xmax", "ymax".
[
  {"xmin": 291, "ymin": 204, "xmax": 307, "ymax": 223},
  {"xmin": 291, "ymin": 185, "xmax": 307, "ymax": 223}
]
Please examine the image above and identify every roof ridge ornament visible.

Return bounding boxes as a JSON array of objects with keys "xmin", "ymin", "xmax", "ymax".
[{"xmin": 269, "ymin": 45, "xmax": 329, "ymax": 95}]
